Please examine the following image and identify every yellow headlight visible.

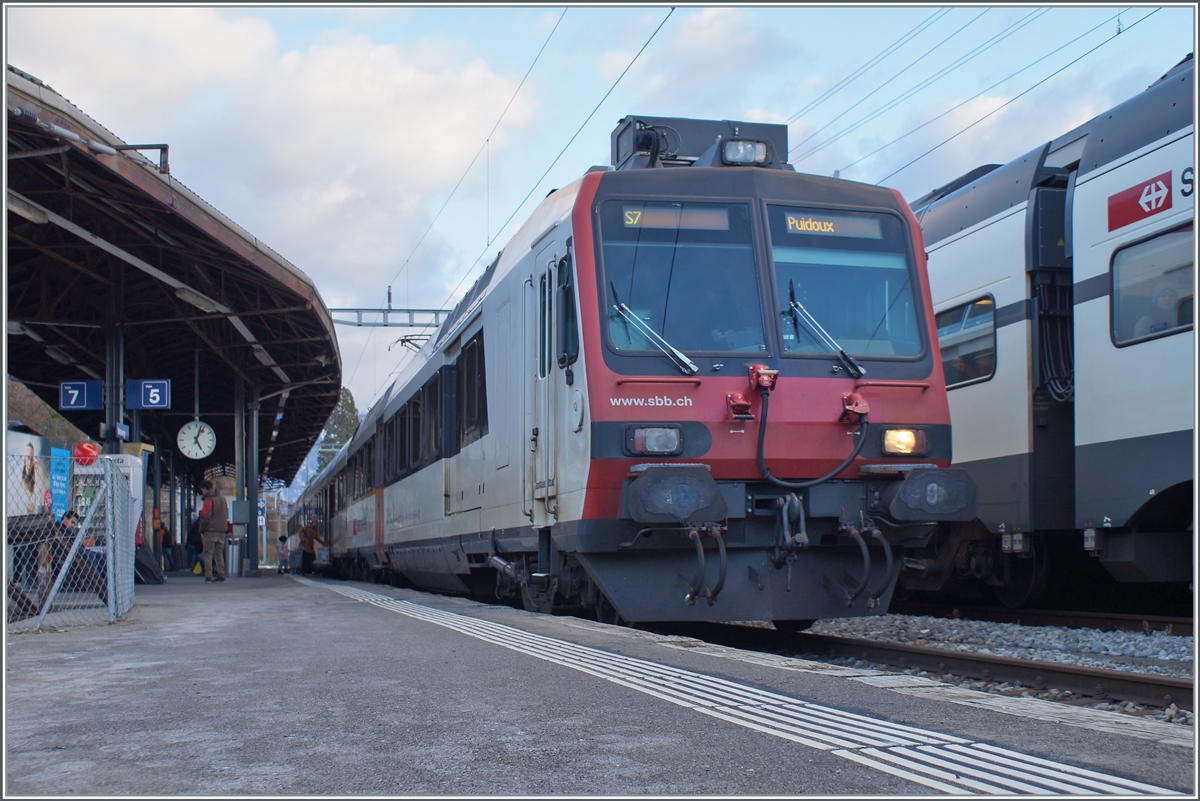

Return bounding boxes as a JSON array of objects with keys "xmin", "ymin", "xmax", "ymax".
[{"xmin": 882, "ymin": 428, "xmax": 925, "ymax": 455}]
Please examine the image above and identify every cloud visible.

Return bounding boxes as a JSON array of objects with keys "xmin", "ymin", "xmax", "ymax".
[
  {"xmin": 617, "ymin": 8, "xmax": 798, "ymax": 116},
  {"xmin": 7, "ymin": 6, "xmax": 542, "ymax": 404}
]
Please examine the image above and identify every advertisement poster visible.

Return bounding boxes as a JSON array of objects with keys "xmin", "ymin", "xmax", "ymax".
[
  {"xmin": 49, "ymin": 447, "xmax": 70, "ymax": 519},
  {"xmin": 6, "ymin": 431, "xmax": 55, "ymax": 519},
  {"xmin": 7, "ymin": 431, "xmax": 73, "ymax": 520}
]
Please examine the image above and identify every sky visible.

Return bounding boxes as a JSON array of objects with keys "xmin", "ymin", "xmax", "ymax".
[{"xmin": 4, "ymin": 3, "xmax": 1195, "ymax": 486}]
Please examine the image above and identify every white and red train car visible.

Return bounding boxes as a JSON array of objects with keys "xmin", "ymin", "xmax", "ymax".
[{"xmin": 292, "ymin": 115, "xmax": 976, "ymax": 626}]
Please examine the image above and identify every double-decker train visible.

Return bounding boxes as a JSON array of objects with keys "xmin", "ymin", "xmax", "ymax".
[
  {"xmin": 907, "ymin": 54, "xmax": 1194, "ymax": 607},
  {"xmin": 291, "ymin": 114, "xmax": 977, "ymax": 626}
]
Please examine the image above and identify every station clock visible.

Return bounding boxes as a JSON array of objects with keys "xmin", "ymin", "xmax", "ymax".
[{"xmin": 177, "ymin": 420, "xmax": 217, "ymax": 460}]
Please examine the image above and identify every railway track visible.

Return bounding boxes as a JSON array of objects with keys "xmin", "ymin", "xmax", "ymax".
[
  {"xmin": 645, "ymin": 622, "xmax": 1192, "ymax": 712},
  {"xmin": 888, "ymin": 602, "xmax": 1194, "ymax": 637},
  {"xmin": 788, "ymin": 631, "xmax": 1193, "ymax": 712}
]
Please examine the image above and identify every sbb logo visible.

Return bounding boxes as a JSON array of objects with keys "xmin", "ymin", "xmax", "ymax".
[{"xmin": 1107, "ymin": 171, "xmax": 1173, "ymax": 231}]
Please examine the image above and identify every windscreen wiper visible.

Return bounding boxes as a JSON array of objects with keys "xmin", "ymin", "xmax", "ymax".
[
  {"xmin": 788, "ymin": 280, "xmax": 865, "ymax": 378},
  {"xmin": 610, "ymin": 283, "xmax": 698, "ymax": 375}
]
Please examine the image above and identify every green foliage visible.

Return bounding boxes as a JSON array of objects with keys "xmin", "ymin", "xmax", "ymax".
[{"xmin": 317, "ymin": 387, "xmax": 359, "ymax": 474}]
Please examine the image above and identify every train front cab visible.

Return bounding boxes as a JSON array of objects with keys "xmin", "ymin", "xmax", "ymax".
[{"xmin": 540, "ymin": 117, "xmax": 978, "ymax": 625}]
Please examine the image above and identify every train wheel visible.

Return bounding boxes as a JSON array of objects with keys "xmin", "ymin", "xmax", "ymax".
[
  {"xmin": 993, "ymin": 539, "xmax": 1049, "ymax": 609},
  {"xmin": 773, "ymin": 619, "xmax": 816, "ymax": 634}
]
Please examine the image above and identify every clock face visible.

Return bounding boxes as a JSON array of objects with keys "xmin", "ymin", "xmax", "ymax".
[{"xmin": 177, "ymin": 420, "xmax": 217, "ymax": 460}]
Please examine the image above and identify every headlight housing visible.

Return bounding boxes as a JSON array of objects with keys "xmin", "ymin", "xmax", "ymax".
[
  {"xmin": 881, "ymin": 428, "xmax": 927, "ymax": 456},
  {"xmin": 722, "ymin": 140, "xmax": 769, "ymax": 165},
  {"xmin": 625, "ymin": 426, "xmax": 683, "ymax": 455}
]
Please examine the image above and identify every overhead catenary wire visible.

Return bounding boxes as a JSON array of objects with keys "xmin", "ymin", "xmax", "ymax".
[
  {"xmin": 793, "ymin": 7, "xmax": 1051, "ymax": 163},
  {"xmin": 785, "ymin": 8, "xmax": 949, "ymax": 126},
  {"xmin": 433, "ymin": 6, "xmax": 676, "ymax": 318},
  {"xmin": 836, "ymin": 8, "xmax": 1124, "ymax": 176},
  {"xmin": 874, "ymin": 7, "xmax": 1161, "ymax": 185},
  {"xmin": 788, "ymin": 8, "xmax": 991, "ymax": 155},
  {"xmin": 347, "ymin": 8, "xmax": 569, "ymax": 397},
  {"xmin": 385, "ymin": 7, "xmax": 569, "ymax": 296}
]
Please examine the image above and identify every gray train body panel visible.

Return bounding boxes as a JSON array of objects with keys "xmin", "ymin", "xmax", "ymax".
[{"xmin": 913, "ymin": 54, "xmax": 1194, "ymax": 587}]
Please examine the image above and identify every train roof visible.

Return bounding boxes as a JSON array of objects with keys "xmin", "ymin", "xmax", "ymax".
[{"xmin": 912, "ymin": 54, "xmax": 1194, "ymax": 244}]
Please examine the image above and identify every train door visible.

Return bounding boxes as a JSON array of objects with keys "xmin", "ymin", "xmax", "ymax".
[{"xmin": 526, "ymin": 243, "xmax": 559, "ymax": 526}]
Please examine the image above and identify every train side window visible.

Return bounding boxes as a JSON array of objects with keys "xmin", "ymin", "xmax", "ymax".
[
  {"xmin": 408, "ymin": 393, "xmax": 423, "ymax": 469},
  {"xmin": 556, "ymin": 253, "xmax": 579, "ymax": 369},
  {"xmin": 459, "ymin": 331, "xmax": 489, "ymax": 449},
  {"xmin": 1111, "ymin": 224, "xmax": 1193, "ymax": 345},
  {"xmin": 421, "ymin": 372, "xmax": 442, "ymax": 466},
  {"xmin": 935, "ymin": 296, "xmax": 995, "ymax": 388}
]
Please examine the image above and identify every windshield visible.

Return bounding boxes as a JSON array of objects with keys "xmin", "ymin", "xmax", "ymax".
[
  {"xmin": 769, "ymin": 207, "xmax": 921, "ymax": 358},
  {"xmin": 600, "ymin": 201, "xmax": 766, "ymax": 354}
]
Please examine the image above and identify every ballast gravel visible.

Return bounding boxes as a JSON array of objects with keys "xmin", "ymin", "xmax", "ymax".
[{"xmin": 802, "ymin": 614, "xmax": 1195, "ymax": 727}]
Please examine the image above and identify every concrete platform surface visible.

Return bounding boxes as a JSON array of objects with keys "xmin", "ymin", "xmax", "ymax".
[{"xmin": 4, "ymin": 571, "xmax": 1194, "ymax": 796}]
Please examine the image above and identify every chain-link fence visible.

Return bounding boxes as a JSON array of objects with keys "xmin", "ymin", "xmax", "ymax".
[{"xmin": 6, "ymin": 454, "xmax": 136, "ymax": 631}]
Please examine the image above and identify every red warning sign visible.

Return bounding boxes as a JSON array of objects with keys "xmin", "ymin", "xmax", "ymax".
[{"xmin": 1107, "ymin": 171, "xmax": 1172, "ymax": 231}]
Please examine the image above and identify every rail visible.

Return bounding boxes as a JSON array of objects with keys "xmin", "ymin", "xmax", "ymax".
[
  {"xmin": 889, "ymin": 602, "xmax": 1193, "ymax": 637},
  {"xmin": 790, "ymin": 632, "xmax": 1192, "ymax": 711}
]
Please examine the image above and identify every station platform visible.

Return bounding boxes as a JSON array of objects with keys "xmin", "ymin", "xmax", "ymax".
[{"xmin": 5, "ymin": 571, "xmax": 1193, "ymax": 795}]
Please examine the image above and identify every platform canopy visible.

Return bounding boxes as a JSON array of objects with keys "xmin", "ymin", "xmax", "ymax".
[{"xmin": 5, "ymin": 65, "xmax": 342, "ymax": 484}]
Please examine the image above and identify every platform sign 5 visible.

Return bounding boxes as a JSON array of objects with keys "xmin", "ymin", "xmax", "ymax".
[
  {"xmin": 59, "ymin": 380, "xmax": 104, "ymax": 410},
  {"xmin": 125, "ymin": 379, "xmax": 171, "ymax": 409}
]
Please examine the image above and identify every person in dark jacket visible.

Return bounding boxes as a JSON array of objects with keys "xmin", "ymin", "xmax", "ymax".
[{"xmin": 197, "ymin": 480, "xmax": 229, "ymax": 582}]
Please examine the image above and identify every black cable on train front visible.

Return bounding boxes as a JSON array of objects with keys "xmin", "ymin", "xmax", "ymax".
[{"xmin": 755, "ymin": 387, "xmax": 869, "ymax": 490}]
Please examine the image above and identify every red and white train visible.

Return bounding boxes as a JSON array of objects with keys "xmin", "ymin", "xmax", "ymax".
[{"xmin": 292, "ymin": 115, "xmax": 976, "ymax": 626}]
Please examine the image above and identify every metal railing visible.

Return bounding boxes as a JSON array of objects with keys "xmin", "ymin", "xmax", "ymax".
[{"xmin": 6, "ymin": 455, "xmax": 136, "ymax": 631}]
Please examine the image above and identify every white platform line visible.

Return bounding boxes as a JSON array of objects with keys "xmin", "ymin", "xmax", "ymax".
[
  {"xmin": 964, "ymin": 743, "xmax": 1184, "ymax": 794},
  {"xmin": 836, "ymin": 748, "xmax": 995, "ymax": 794},
  {"xmin": 898, "ymin": 747, "xmax": 1074, "ymax": 794},
  {"xmin": 920, "ymin": 746, "xmax": 1110, "ymax": 795}
]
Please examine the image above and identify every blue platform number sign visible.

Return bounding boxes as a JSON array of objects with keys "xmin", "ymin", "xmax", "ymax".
[
  {"xmin": 59, "ymin": 380, "xmax": 104, "ymax": 411},
  {"xmin": 125, "ymin": 379, "xmax": 171, "ymax": 410}
]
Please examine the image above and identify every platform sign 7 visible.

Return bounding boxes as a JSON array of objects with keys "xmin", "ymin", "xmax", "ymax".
[
  {"xmin": 59, "ymin": 380, "xmax": 104, "ymax": 410},
  {"xmin": 125, "ymin": 379, "xmax": 171, "ymax": 409}
]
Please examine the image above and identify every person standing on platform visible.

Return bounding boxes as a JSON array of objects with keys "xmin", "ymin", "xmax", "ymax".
[
  {"xmin": 298, "ymin": 517, "xmax": 326, "ymax": 576},
  {"xmin": 197, "ymin": 480, "xmax": 228, "ymax": 582},
  {"xmin": 153, "ymin": 511, "xmax": 177, "ymax": 572},
  {"xmin": 276, "ymin": 534, "xmax": 289, "ymax": 574}
]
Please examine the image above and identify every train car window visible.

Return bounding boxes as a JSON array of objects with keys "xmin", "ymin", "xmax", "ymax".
[
  {"xmin": 408, "ymin": 393, "xmax": 423, "ymax": 469},
  {"xmin": 935, "ymin": 297, "xmax": 996, "ymax": 388},
  {"xmin": 421, "ymin": 373, "xmax": 442, "ymax": 466},
  {"xmin": 362, "ymin": 447, "xmax": 369, "ymax": 494},
  {"xmin": 599, "ymin": 201, "xmax": 766, "ymax": 354},
  {"xmin": 398, "ymin": 404, "xmax": 409, "ymax": 478},
  {"xmin": 1111, "ymin": 223, "xmax": 1193, "ymax": 345},
  {"xmin": 767, "ymin": 207, "xmax": 922, "ymax": 358},
  {"xmin": 459, "ymin": 331, "xmax": 489, "ymax": 449}
]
